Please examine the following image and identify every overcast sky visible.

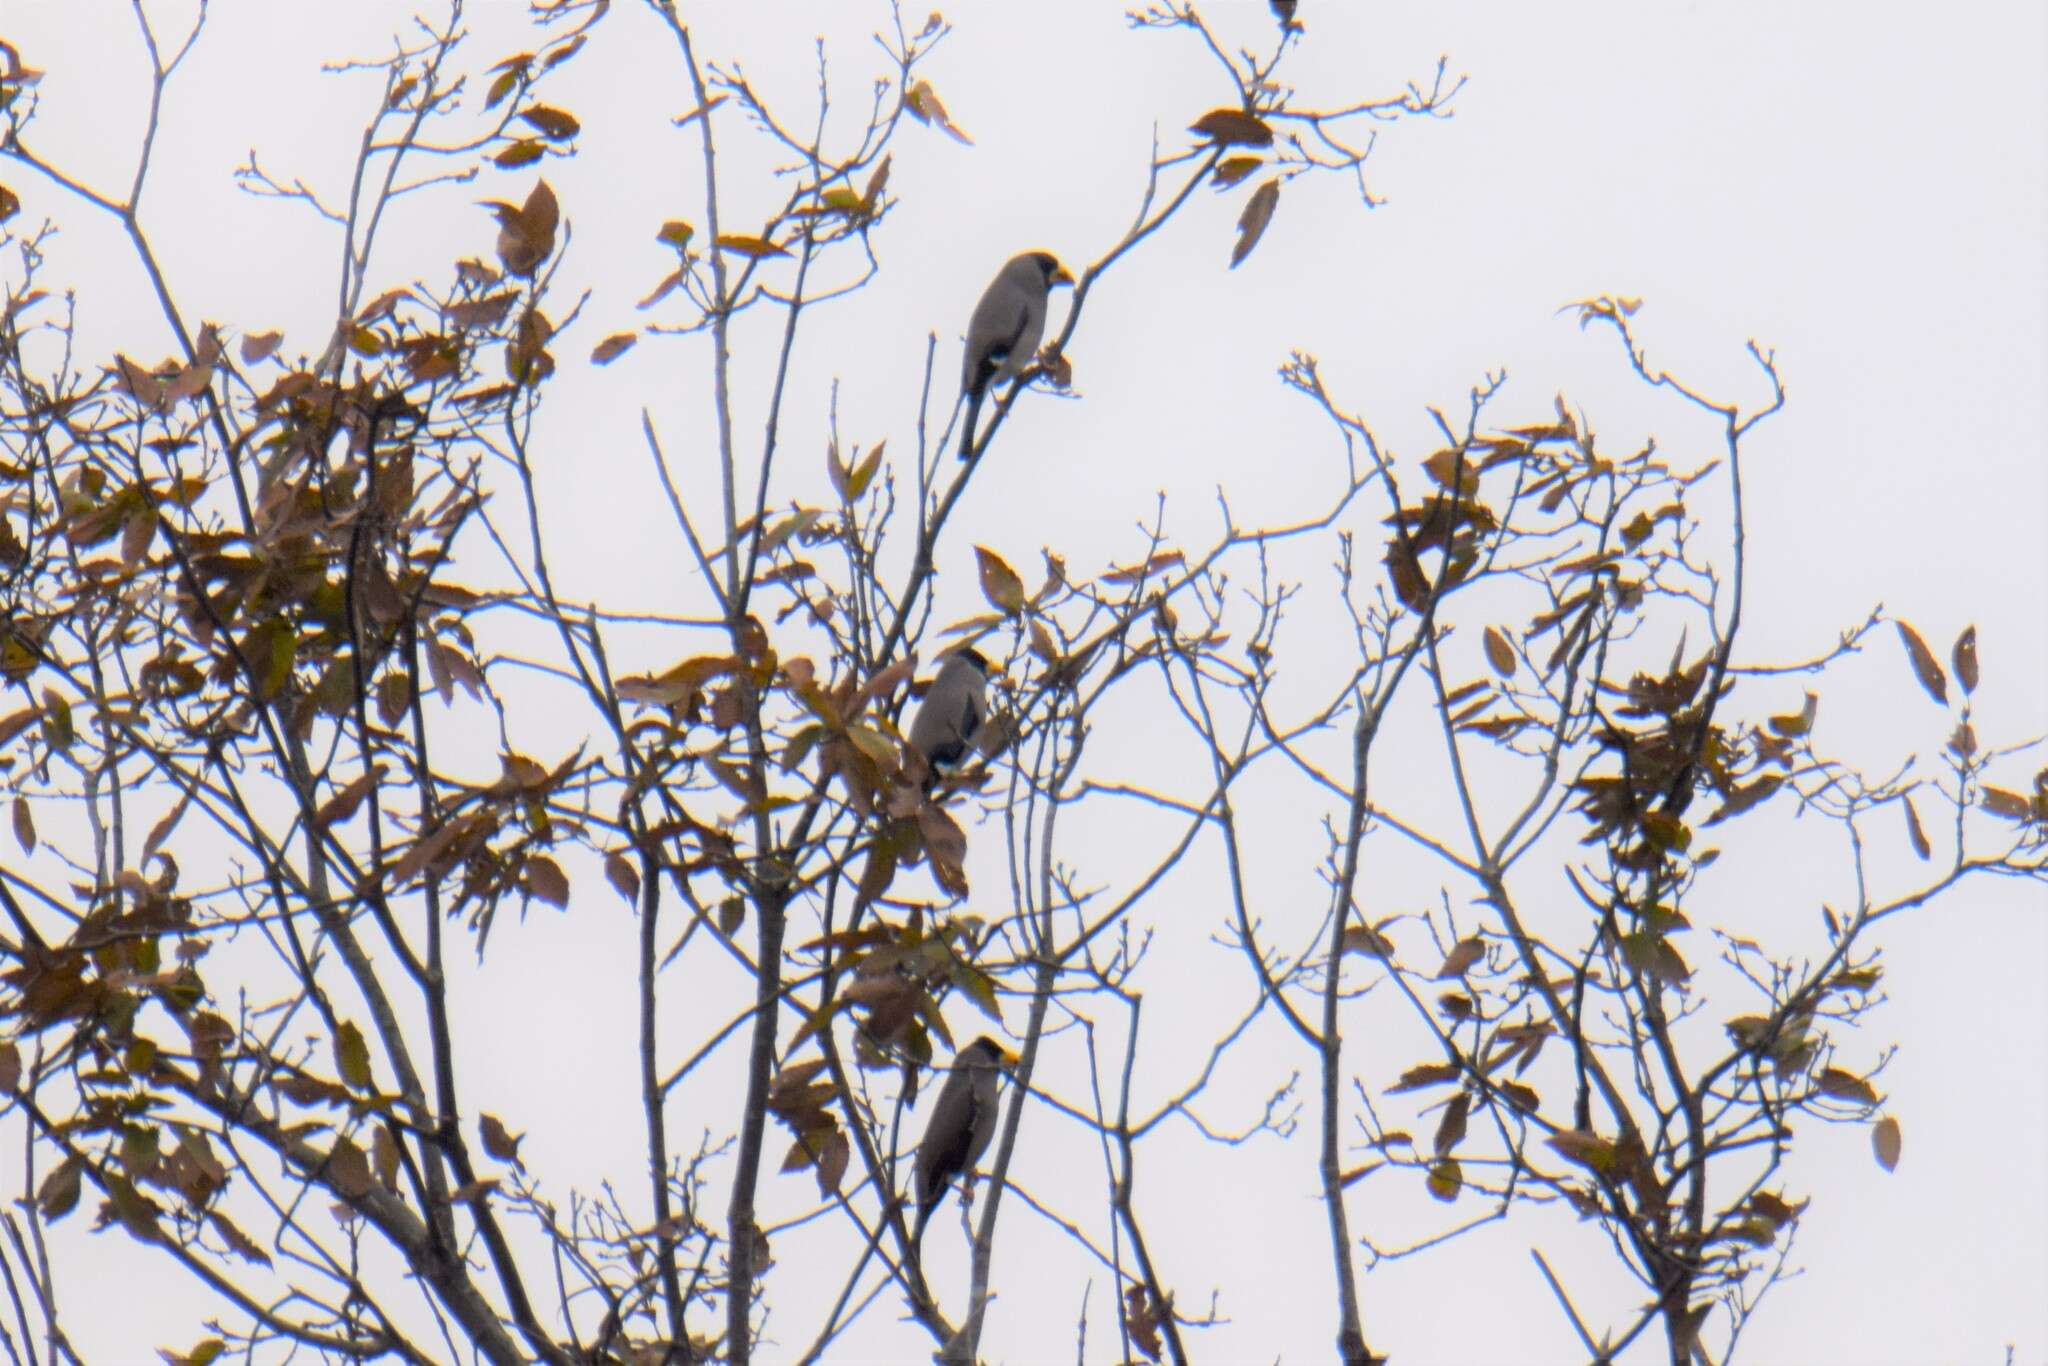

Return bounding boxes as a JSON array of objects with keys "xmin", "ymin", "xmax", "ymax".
[{"xmin": 5, "ymin": 1, "xmax": 2045, "ymax": 1362}]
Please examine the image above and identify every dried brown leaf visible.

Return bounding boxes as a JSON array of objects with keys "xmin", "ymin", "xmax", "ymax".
[
  {"xmin": 1230, "ymin": 178, "xmax": 1280, "ymax": 269},
  {"xmin": 1893, "ymin": 620, "xmax": 1948, "ymax": 705}
]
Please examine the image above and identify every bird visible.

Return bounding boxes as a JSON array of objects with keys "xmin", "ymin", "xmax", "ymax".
[
  {"xmin": 906, "ymin": 647, "xmax": 990, "ymax": 784},
  {"xmin": 912, "ymin": 1036, "xmax": 1016, "ymax": 1255},
  {"xmin": 958, "ymin": 251, "xmax": 1074, "ymax": 460}
]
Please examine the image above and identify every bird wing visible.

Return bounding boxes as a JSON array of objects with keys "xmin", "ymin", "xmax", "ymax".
[
  {"xmin": 916, "ymin": 1073, "xmax": 981, "ymax": 1207},
  {"xmin": 965, "ymin": 296, "xmax": 1034, "ymax": 397}
]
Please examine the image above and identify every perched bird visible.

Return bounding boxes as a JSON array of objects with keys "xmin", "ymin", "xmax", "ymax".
[
  {"xmin": 906, "ymin": 647, "xmax": 990, "ymax": 783},
  {"xmin": 912, "ymin": 1036, "xmax": 1016, "ymax": 1253},
  {"xmin": 959, "ymin": 251, "xmax": 1074, "ymax": 460}
]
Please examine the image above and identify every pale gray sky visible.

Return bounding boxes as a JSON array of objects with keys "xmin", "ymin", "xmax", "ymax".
[{"xmin": 4, "ymin": 1, "xmax": 2044, "ymax": 1362}]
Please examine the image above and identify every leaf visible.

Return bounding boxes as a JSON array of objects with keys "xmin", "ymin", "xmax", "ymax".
[
  {"xmin": 210, "ymin": 1209, "xmax": 271, "ymax": 1266},
  {"xmin": 1948, "ymin": 719, "xmax": 1976, "ymax": 759},
  {"xmin": 312, "ymin": 767, "xmax": 382, "ymax": 831},
  {"xmin": 524, "ymin": 855, "xmax": 569, "ymax": 908},
  {"xmin": 904, "ymin": 79, "xmax": 972, "ymax": 144},
  {"xmin": 973, "ymin": 545, "xmax": 1026, "ymax": 614},
  {"xmin": 479, "ymin": 1113, "xmax": 524, "ymax": 1167},
  {"xmin": 1340, "ymin": 921, "xmax": 1396, "ymax": 959},
  {"xmin": 1029, "ymin": 619, "xmax": 1059, "ymax": 664},
  {"xmin": 1950, "ymin": 624, "xmax": 1979, "ymax": 694},
  {"xmin": 327, "ymin": 1137, "xmax": 372, "ymax": 1199},
  {"xmin": 159, "ymin": 1337, "xmax": 225, "ymax": 1366},
  {"xmin": 1102, "ymin": 549, "xmax": 1186, "ymax": 586},
  {"xmin": 0, "ymin": 184, "xmax": 18, "ymax": 225},
  {"xmin": 0, "ymin": 1042, "xmax": 15, "ymax": 1093},
  {"xmin": 1545, "ymin": 1129, "xmax": 1617, "ymax": 1174},
  {"xmin": 38, "ymin": 1156, "xmax": 82, "ymax": 1219},
  {"xmin": 1388, "ymin": 1062, "xmax": 1460, "ymax": 1093},
  {"xmin": 814, "ymin": 1129, "xmax": 850, "ymax": 1197},
  {"xmin": 518, "ymin": 104, "xmax": 580, "ymax": 140},
  {"xmin": 493, "ymin": 138, "xmax": 546, "ymax": 169},
  {"xmin": 1230, "ymin": 178, "xmax": 1280, "ymax": 269},
  {"xmin": 590, "ymin": 332, "xmax": 637, "ymax": 364},
  {"xmin": 239, "ymin": 330, "xmax": 284, "ymax": 364},
  {"xmin": 656, "ymin": 219, "xmax": 694, "ymax": 251},
  {"xmin": 605, "ymin": 851, "xmax": 641, "ymax": 904},
  {"xmin": 373, "ymin": 1123, "xmax": 401, "ymax": 1191},
  {"xmin": 1893, "ymin": 620, "xmax": 1948, "ymax": 705},
  {"xmin": 1422, "ymin": 447, "xmax": 1481, "ymax": 496},
  {"xmin": 1872, "ymin": 1115, "xmax": 1902, "ymax": 1171},
  {"xmin": 845, "ymin": 441, "xmax": 884, "ymax": 500},
  {"xmin": 1901, "ymin": 795, "xmax": 1931, "ymax": 860},
  {"xmin": 10, "ymin": 795, "xmax": 31, "ymax": 854},
  {"xmin": 334, "ymin": 1021, "xmax": 373, "ymax": 1092},
  {"xmin": 1213, "ymin": 155, "xmax": 1263, "ymax": 187},
  {"xmin": 1482, "ymin": 627, "xmax": 1516, "ymax": 678},
  {"xmin": 1189, "ymin": 108, "xmax": 1275, "ymax": 148},
  {"xmin": 484, "ymin": 68, "xmax": 521, "ymax": 110},
  {"xmin": 1424, "ymin": 1157, "xmax": 1462, "ymax": 1202},
  {"xmin": 1981, "ymin": 787, "xmax": 2034, "ymax": 822},
  {"xmin": 488, "ymin": 179, "xmax": 559, "ymax": 278},
  {"xmin": 1497, "ymin": 1080, "xmax": 1540, "ymax": 1114},
  {"xmin": 1433, "ymin": 1092, "xmax": 1470, "ymax": 1156},
  {"xmin": 1768, "ymin": 691, "xmax": 1818, "ymax": 738},
  {"xmin": 1434, "ymin": 936, "xmax": 1484, "ymax": 980},
  {"xmin": 862, "ymin": 155, "xmax": 891, "ymax": 211},
  {"xmin": 715, "ymin": 233, "xmax": 788, "ymax": 259},
  {"xmin": 1817, "ymin": 1067, "xmax": 1879, "ymax": 1107}
]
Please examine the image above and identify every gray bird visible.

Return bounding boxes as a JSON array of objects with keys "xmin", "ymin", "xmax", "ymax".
[
  {"xmin": 912, "ymin": 1036, "xmax": 1016, "ymax": 1253},
  {"xmin": 959, "ymin": 251, "xmax": 1074, "ymax": 460},
  {"xmin": 906, "ymin": 647, "xmax": 990, "ymax": 782}
]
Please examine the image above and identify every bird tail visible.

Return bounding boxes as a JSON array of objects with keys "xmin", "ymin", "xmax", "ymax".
[
  {"xmin": 958, "ymin": 386, "xmax": 984, "ymax": 461},
  {"xmin": 912, "ymin": 1193, "xmax": 938, "ymax": 1255}
]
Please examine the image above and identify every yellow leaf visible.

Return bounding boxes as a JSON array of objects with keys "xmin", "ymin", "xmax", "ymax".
[
  {"xmin": 1212, "ymin": 155, "xmax": 1263, "ymax": 187},
  {"xmin": 974, "ymin": 545, "xmax": 1025, "ymax": 614},
  {"xmin": 334, "ymin": 1021, "xmax": 372, "ymax": 1092},
  {"xmin": 715, "ymin": 233, "xmax": 788, "ymax": 259}
]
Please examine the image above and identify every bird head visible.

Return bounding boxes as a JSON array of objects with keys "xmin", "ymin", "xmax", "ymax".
[
  {"xmin": 961, "ymin": 1036, "xmax": 1017, "ymax": 1071},
  {"xmin": 1028, "ymin": 252, "xmax": 1075, "ymax": 289},
  {"xmin": 955, "ymin": 646, "xmax": 992, "ymax": 676}
]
